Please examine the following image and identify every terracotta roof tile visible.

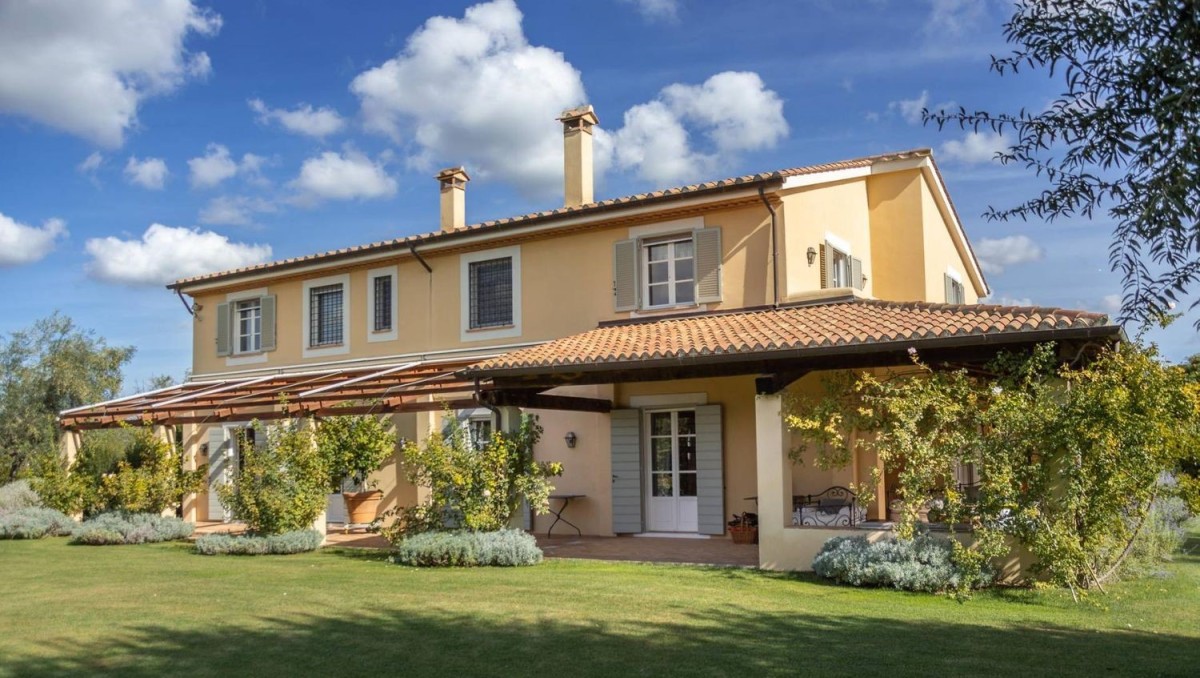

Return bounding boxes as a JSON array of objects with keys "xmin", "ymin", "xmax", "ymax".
[
  {"xmin": 465, "ymin": 300, "xmax": 1116, "ymax": 374},
  {"xmin": 170, "ymin": 148, "xmax": 932, "ymax": 289}
]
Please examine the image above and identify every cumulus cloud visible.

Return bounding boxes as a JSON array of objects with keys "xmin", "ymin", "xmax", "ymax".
[
  {"xmin": 975, "ymin": 235, "xmax": 1043, "ymax": 274},
  {"xmin": 198, "ymin": 196, "xmax": 277, "ymax": 226},
  {"xmin": 248, "ymin": 98, "xmax": 345, "ymax": 139},
  {"xmin": 84, "ymin": 223, "xmax": 272, "ymax": 286},
  {"xmin": 77, "ymin": 152, "xmax": 104, "ymax": 175},
  {"xmin": 620, "ymin": 0, "xmax": 680, "ymax": 23},
  {"xmin": 924, "ymin": 0, "xmax": 989, "ymax": 39},
  {"xmin": 290, "ymin": 149, "xmax": 397, "ymax": 203},
  {"xmin": 0, "ymin": 212, "xmax": 67, "ymax": 266},
  {"xmin": 940, "ymin": 130, "xmax": 1008, "ymax": 164},
  {"xmin": 187, "ymin": 144, "xmax": 267, "ymax": 188},
  {"xmin": 350, "ymin": 0, "xmax": 587, "ymax": 196},
  {"xmin": 602, "ymin": 71, "xmax": 788, "ymax": 186},
  {"xmin": 124, "ymin": 156, "xmax": 169, "ymax": 190},
  {"xmin": 0, "ymin": 0, "xmax": 221, "ymax": 147},
  {"xmin": 888, "ymin": 90, "xmax": 956, "ymax": 125}
]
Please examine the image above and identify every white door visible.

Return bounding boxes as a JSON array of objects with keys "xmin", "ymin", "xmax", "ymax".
[
  {"xmin": 207, "ymin": 426, "xmax": 242, "ymax": 523},
  {"xmin": 645, "ymin": 410, "xmax": 699, "ymax": 532}
]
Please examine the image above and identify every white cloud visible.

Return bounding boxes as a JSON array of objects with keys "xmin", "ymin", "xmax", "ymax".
[
  {"xmin": 975, "ymin": 235, "xmax": 1043, "ymax": 274},
  {"xmin": 84, "ymin": 223, "xmax": 271, "ymax": 286},
  {"xmin": 924, "ymin": 0, "xmax": 989, "ymax": 39},
  {"xmin": 290, "ymin": 149, "xmax": 397, "ymax": 203},
  {"xmin": 0, "ymin": 212, "xmax": 67, "ymax": 266},
  {"xmin": 198, "ymin": 196, "xmax": 277, "ymax": 226},
  {"xmin": 124, "ymin": 156, "xmax": 169, "ymax": 190},
  {"xmin": 0, "ymin": 0, "xmax": 221, "ymax": 147},
  {"xmin": 602, "ymin": 71, "xmax": 788, "ymax": 186},
  {"xmin": 350, "ymin": 0, "xmax": 587, "ymax": 196},
  {"xmin": 620, "ymin": 0, "xmax": 680, "ymax": 23},
  {"xmin": 985, "ymin": 294, "xmax": 1034, "ymax": 307},
  {"xmin": 248, "ymin": 98, "xmax": 345, "ymax": 139},
  {"xmin": 888, "ymin": 90, "xmax": 956, "ymax": 125},
  {"xmin": 77, "ymin": 152, "xmax": 104, "ymax": 174},
  {"xmin": 1101, "ymin": 293, "xmax": 1122, "ymax": 314},
  {"xmin": 940, "ymin": 130, "xmax": 1008, "ymax": 164},
  {"xmin": 187, "ymin": 144, "xmax": 267, "ymax": 189}
]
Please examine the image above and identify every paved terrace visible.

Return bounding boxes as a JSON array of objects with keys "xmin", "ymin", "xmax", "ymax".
[{"xmin": 193, "ymin": 522, "xmax": 759, "ymax": 568}]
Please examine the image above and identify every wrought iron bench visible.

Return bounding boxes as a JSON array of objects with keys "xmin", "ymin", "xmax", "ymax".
[{"xmin": 791, "ymin": 486, "xmax": 865, "ymax": 527}]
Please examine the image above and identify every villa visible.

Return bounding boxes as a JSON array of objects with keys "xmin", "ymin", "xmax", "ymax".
[{"xmin": 58, "ymin": 105, "xmax": 1119, "ymax": 570}]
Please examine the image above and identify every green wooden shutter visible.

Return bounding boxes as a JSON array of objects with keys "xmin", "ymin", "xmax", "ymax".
[
  {"xmin": 206, "ymin": 427, "xmax": 229, "ymax": 521},
  {"xmin": 215, "ymin": 303, "xmax": 231, "ymax": 357},
  {"xmin": 610, "ymin": 409, "xmax": 643, "ymax": 533},
  {"xmin": 613, "ymin": 239, "xmax": 639, "ymax": 312},
  {"xmin": 695, "ymin": 404, "xmax": 725, "ymax": 535},
  {"xmin": 851, "ymin": 257, "xmax": 864, "ymax": 291},
  {"xmin": 260, "ymin": 295, "xmax": 276, "ymax": 351},
  {"xmin": 693, "ymin": 227, "xmax": 723, "ymax": 303}
]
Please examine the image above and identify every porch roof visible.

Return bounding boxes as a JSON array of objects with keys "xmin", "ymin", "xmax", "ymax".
[
  {"xmin": 464, "ymin": 298, "xmax": 1121, "ymax": 388},
  {"xmin": 58, "ymin": 357, "xmax": 486, "ymax": 431}
]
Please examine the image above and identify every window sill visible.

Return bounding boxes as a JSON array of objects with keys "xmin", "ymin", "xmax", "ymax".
[
  {"xmin": 466, "ymin": 324, "xmax": 515, "ymax": 333},
  {"xmin": 631, "ymin": 304, "xmax": 704, "ymax": 318},
  {"xmin": 309, "ymin": 343, "xmax": 344, "ymax": 349}
]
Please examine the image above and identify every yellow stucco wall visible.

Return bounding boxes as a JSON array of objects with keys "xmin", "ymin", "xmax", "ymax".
[
  {"xmin": 867, "ymin": 170, "xmax": 927, "ymax": 302},
  {"xmin": 779, "ymin": 177, "xmax": 874, "ymax": 300}
]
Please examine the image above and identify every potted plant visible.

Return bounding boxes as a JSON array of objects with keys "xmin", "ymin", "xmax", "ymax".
[
  {"xmin": 727, "ymin": 512, "xmax": 758, "ymax": 544},
  {"xmin": 316, "ymin": 414, "xmax": 397, "ymax": 526}
]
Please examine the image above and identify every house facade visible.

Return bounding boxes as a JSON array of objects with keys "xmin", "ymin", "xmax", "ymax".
[{"xmin": 59, "ymin": 106, "xmax": 1118, "ymax": 570}]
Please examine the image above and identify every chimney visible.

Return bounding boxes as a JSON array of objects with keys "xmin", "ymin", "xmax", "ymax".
[
  {"xmin": 558, "ymin": 105, "xmax": 599, "ymax": 207},
  {"xmin": 436, "ymin": 167, "xmax": 469, "ymax": 232}
]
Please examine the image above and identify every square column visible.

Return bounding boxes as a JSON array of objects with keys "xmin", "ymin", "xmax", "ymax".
[{"xmin": 754, "ymin": 393, "xmax": 789, "ymax": 569}]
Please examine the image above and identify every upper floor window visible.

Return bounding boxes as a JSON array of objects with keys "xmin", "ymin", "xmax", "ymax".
[
  {"xmin": 373, "ymin": 274, "xmax": 393, "ymax": 332},
  {"xmin": 468, "ymin": 257, "xmax": 514, "ymax": 329},
  {"xmin": 235, "ymin": 298, "xmax": 261, "ymax": 354},
  {"xmin": 828, "ymin": 245, "xmax": 851, "ymax": 288},
  {"xmin": 945, "ymin": 273, "xmax": 966, "ymax": 304},
  {"xmin": 821, "ymin": 238, "xmax": 865, "ymax": 291},
  {"xmin": 309, "ymin": 283, "xmax": 344, "ymax": 347},
  {"xmin": 644, "ymin": 237, "xmax": 695, "ymax": 308}
]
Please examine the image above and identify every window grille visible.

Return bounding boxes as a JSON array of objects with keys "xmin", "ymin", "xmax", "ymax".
[
  {"xmin": 309, "ymin": 284, "xmax": 344, "ymax": 346},
  {"xmin": 373, "ymin": 275, "xmax": 393, "ymax": 332},
  {"xmin": 469, "ymin": 257, "xmax": 513, "ymax": 329}
]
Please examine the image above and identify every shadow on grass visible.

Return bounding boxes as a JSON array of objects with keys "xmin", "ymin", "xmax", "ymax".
[{"xmin": 6, "ymin": 600, "xmax": 1197, "ymax": 678}]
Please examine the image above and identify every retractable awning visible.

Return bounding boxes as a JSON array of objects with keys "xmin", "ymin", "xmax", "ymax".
[{"xmin": 58, "ymin": 358, "xmax": 486, "ymax": 430}]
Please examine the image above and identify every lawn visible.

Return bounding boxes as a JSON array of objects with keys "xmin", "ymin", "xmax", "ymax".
[{"xmin": 1, "ymin": 527, "xmax": 1198, "ymax": 678}]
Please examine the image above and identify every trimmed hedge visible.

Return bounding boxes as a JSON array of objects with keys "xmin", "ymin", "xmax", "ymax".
[
  {"xmin": 194, "ymin": 529, "xmax": 323, "ymax": 555},
  {"xmin": 0, "ymin": 480, "xmax": 42, "ymax": 513},
  {"xmin": 69, "ymin": 512, "xmax": 194, "ymax": 545},
  {"xmin": 393, "ymin": 529, "xmax": 542, "ymax": 567},
  {"xmin": 812, "ymin": 533, "xmax": 993, "ymax": 593},
  {"xmin": 0, "ymin": 507, "xmax": 76, "ymax": 539}
]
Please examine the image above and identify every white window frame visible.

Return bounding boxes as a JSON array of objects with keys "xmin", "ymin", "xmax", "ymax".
[
  {"xmin": 825, "ymin": 232, "xmax": 853, "ymax": 289},
  {"xmin": 234, "ymin": 298, "xmax": 262, "ymax": 355},
  {"xmin": 224, "ymin": 287, "xmax": 268, "ymax": 367},
  {"xmin": 460, "ymin": 245, "xmax": 521, "ymax": 343},
  {"xmin": 366, "ymin": 265, "xmax": 398, "ymax": 343},
  {"xmin": 641, "ymin": 234, "xmax": 696, "ymax": 310},
  {"xmin": 946, "ymin": 266, "xmax": 966, "ymax": 304},
  {"xmin": 302, "ymin": 273, "xmax": 351, "ymax": 359}
]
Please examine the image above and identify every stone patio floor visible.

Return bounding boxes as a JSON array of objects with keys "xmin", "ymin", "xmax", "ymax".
[{"xmin": 193, "ymin": 522, "xmax": 759, "ymax": 568}]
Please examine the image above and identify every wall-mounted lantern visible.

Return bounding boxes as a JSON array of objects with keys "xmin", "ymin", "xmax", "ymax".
[
  {"xmin": 564, "ymin": 431, "xmax": 578, "ymax": 449},
  {"xmin": 806, "ymin": 247, "xmax": 817, "ymax": 266}
]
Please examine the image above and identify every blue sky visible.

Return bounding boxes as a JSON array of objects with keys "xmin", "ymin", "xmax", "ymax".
[{"xmin": 0, "ymin": 0, "xmax": 1194, "ymax": 390}]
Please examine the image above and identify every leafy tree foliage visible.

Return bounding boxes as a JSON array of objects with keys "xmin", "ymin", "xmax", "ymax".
[
  {"xmin": 217, "ymin": 418, "xmax": 331, "ymax": 535},
  {"xmin": 926, "ymin": 0, "xmax": 1200, "ymax": 325},
  {"xmin": 316, "ymin": 413, "xmax": 397, "ymax": 491},
  {"xmin": 0, "ymin": 314, "xmax": 134, "ymax": 481},
  {"xmin": 380, "ymin": 411, "xmax": 561, "ymax": 542},
  {"xmin": 786, "ymin": 342, "xmax": 1197, "ymax": 598}
]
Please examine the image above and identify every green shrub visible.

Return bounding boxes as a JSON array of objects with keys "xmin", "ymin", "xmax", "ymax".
[
  {"xmin": 0, "ymin": 507, "xmax": 76, "ymax": 539},
  {"xmin": 0, "ymin": 480, "xmax": 41, "ymax": 513},
  {"xmin": 218, "ymin": 418, "xmax": 330, "ymax": 535},
  {"xmin": 812, "ymin": 533, "xmax": 994, "ymax": 593},
  {"xmin": 1124, "ymin": 496, "xmax": 1190, "ymax": 576},
  {"xmin": 393, "ymin": 529, "xmax": 542, "ymax": 567},
  {"xmin": 194, "ymin": 529, "xmax": 323, "ymax": 555},
  {"xmin": 69, "ymin": 512, "xmax": 194, "ymax": 545}
]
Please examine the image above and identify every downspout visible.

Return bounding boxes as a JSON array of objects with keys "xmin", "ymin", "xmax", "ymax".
[
  {"xmin": 757, "ymin": 184, "xmax": 780, "ymax": 307},
  {"xmin": 410, "ymin": 243, "xmax": 435, "ymax": 350}
]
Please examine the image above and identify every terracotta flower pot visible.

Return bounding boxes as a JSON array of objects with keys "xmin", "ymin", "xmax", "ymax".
[{"xmin": 342, "ymin": 490, "xmax": 383, "ymax": 525}]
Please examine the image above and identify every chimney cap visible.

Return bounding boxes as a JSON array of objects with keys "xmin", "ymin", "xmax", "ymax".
[
  {"xmin": 558, "ymin": 105, "xmax": 599, "ymax": 127},
  {"xmin": 436, "ymin": 166, "xmax": 470, "ymax": 184}
]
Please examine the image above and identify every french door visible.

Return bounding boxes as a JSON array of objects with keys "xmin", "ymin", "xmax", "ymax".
[{"xmin": 645, "ymin": 409, "xmax": 699, "ymax": 532}]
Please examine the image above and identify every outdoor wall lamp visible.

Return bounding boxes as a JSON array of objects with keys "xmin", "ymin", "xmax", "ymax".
[
  {"xmin": 806, "ymin": 247, "xmax": 817, "ymax": 265},
  {"xmin": 564, "ymin": 431, "xmax": 577, "ymax": 448}
]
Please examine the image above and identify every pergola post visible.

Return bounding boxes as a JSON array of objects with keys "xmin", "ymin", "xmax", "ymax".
[
  {"xmin": 754, "ymin": 393, "xmax": 789, "ymax": 570},
  {"xmin": 58, "ymin": 427, "xmax": 81, "ymax": 466},
  {"xmin": 494, "ymin": 406, "xmax": 530, "ymax": 530}
]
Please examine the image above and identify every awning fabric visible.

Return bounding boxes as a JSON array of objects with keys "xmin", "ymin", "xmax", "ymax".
[{"xmin": 58, "ymin": 357, "xmax": 484, "ymax": 430}]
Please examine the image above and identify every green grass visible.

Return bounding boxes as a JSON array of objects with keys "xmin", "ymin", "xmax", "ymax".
[{"xmin": 2, "ymin": 526, "xmax": 1198, "ymax": 678}]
